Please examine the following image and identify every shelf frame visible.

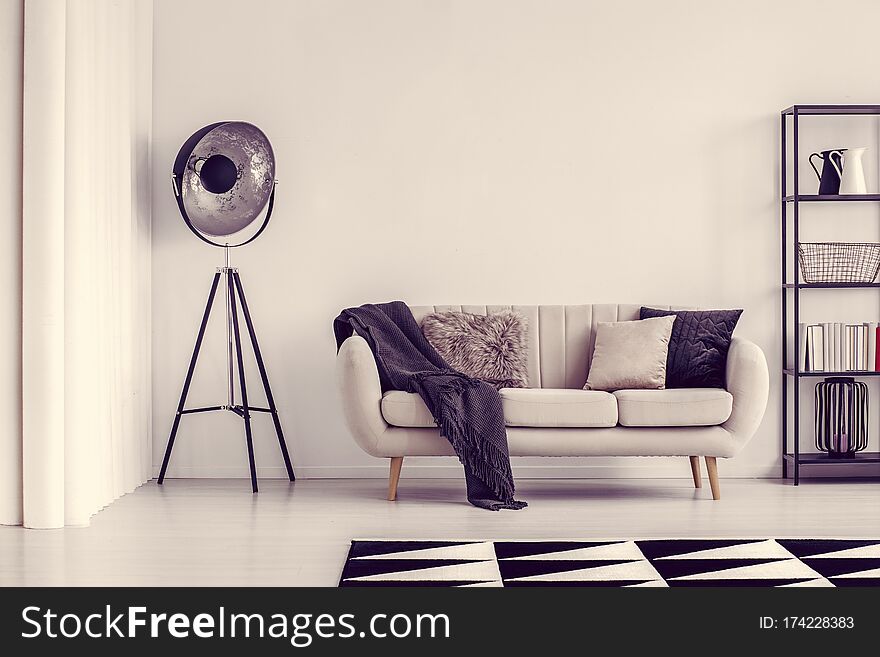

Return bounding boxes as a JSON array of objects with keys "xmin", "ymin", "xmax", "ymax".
[
  {"xmin": 783, "ymin": 194, "xmax": 880, "ymax": 202},
  {"xmin": 780, "ymin": 104, "xmax": 880, "ymax": 485},
  {"xmin": 783, "ymin": 369, "xmax": 880, "ymax": 378},
  {"xmin": 781, "ymin": 104, "xmax": 880, "ymax": 116},
  {"xmin": 782, "ymin": 282, "xmax": 880, "ymax": 289},
  {"xmin": 783, "ymin": 452, "xmax": 880, "ymax": 465}
]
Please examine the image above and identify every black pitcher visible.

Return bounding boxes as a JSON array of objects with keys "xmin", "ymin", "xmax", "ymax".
[{"xmin": 809, "ymin": 149, "xmax": 846, "ymax": 195}]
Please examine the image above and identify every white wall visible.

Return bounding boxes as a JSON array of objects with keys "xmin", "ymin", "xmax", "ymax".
[{"xmin": 152, "ymin": 0, "xmax": 880, "ymax": 480}]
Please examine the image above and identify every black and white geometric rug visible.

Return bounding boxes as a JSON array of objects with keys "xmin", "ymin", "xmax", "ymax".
[{"xmin": 339, "ymin": 539, "xmax": 880, "ymax": 587}]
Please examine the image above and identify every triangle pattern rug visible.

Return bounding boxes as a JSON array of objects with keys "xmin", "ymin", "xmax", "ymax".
[{"xmin": 339, "ymin": 539, "xmax": 880, "ymax": 587}]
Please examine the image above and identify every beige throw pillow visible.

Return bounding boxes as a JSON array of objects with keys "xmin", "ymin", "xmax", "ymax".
[{"xmin": 584, "ymin": 315, "xmax": 676, "ymax": 391}]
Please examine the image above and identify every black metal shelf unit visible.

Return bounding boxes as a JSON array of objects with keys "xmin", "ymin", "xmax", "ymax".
[
  {"xmin": 782, "ymin": 282, "xmax": 880, "ymax": 289},
  {"xmin": 784, "ymin": 368, "xmax": 880, "ymax": 378},
  {"xmin": 781, "ymin": 104, "xmax": 880, "ymax": 484},
  {"xmin": 784, "ymin": 194, "xmax": 880, "ymax": 202},
  {"xmin": 783, "ymin": 452, "xmax": 880, "ymax": 465}
]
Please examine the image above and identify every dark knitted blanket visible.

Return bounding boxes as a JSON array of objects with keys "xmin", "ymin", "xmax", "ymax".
[{"xmin": 334, "ymin": 302, "xmax": 527, "ymax": 511}]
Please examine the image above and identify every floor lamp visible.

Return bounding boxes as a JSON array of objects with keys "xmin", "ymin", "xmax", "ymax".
[{"xmin": 157, "ymin": 121, "xmax": 295, "ymax": 492}]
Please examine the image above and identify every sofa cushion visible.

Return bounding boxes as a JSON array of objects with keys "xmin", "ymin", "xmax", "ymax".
[
  {"xmin": 613, "ymin": 388, "xmax": 733, "ymax": 427},
  {"xmin": 381, "ymin": 391, "xmax": 437, "ymax": 428},
  {"xmin": 500, "ymin": 388, "xmax": 618, "ymax": 428},
  {"xmin": 380, "ymin": 388, "xmax": 618, "ymax": 428}
]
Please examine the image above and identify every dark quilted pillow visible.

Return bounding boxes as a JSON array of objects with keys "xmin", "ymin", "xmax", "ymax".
[{"xmin": 639, "ymin": 307, "xmax": 743, "ymax": 388}]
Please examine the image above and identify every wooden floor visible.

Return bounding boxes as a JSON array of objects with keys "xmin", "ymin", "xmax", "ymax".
[{"xmin": 1, "ymin": 478, "xmax": 878, "ymax": 586}]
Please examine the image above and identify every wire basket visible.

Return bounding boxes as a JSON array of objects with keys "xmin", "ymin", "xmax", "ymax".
[{"xmin": 797, "ymin": 242, "xmax": 880, "ymax": 283}]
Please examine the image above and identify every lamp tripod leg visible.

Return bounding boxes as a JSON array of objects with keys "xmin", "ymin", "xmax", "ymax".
[
  {"xmin": 224, "ymin": 248, "xmax": 235, "ymax": 409},
  {"xmin": 158, "ymin": 272, "xmax": 221, "ymax": 484},
  {"xmin": 229, "ymin": 272, "xmax": 259, "ymax": 493},
  {"xmin": 233, "ymin": 272, "xmax": 295, "ymax": 481}
]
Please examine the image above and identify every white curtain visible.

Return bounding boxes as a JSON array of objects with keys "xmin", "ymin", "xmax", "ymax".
[
  {"xmin": 1, "ymin": 0, "xmax": 153, "ymax": 529},
  {"xmin": 0, "ymin": 0, "xmax": 25, "ymax": 528}
]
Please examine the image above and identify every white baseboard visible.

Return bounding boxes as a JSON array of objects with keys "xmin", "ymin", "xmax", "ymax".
[{"xmin": 154, "ymin": 461, "xmax": 784, "ymax": 479}]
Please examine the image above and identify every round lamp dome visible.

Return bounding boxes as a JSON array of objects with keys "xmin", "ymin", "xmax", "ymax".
[{"xmin": 172, "ymin": 121, "xmax": 276, "ymax": 239}]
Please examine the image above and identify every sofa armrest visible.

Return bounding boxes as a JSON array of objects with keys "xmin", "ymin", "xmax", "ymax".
[
  {"xmin": 336, "ymin": 335, "xmax": 388, "ymax": 456},
  {"xmin": 721, "ymin": 336, "xmax": 769, "ymax": 450}
]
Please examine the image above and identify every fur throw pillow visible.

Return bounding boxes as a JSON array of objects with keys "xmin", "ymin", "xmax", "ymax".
[{"xmin": 421, "ymin": 311, "xmax": 529, "ymax": 388}]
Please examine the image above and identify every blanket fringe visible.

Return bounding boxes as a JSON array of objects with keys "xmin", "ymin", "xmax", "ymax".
[
  {"xmin": 414, "ymin": 370, "xmax": 523, "ymax": 505},
  {"xmin": 433, "ymin": 385, "xmax": 518, "ymax": 503}
]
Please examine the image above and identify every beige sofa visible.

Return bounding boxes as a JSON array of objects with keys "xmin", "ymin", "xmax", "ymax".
[{"xmin": 336, "ymin": 304, "xmax": 769, "ymax": 501}]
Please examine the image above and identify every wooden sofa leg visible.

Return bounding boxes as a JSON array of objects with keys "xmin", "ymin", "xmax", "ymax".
[
  {"xmin": 388, "ymin": 457, "xmax": 403, "ymax": 501},
  {"xmin": 689, "ymin": 456, "xmax": 702, "ymax": 489},
  {"xmin": 704, "ymin": 456, "xmax": 721, "ymax": 500}
]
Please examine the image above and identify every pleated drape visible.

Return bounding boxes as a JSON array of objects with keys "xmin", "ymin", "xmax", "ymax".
[
  {"xmin": 21, "ymin": 0, "xmax": 67, "ymax": 529},
  {"xmin": 62, "ymin": 0, "xmax": 154, "ymax": 526},
  {"xmin": 3, "ymin": 0, "xmax": 152, "ymax": 529},
  {"xmin": 0, "ymin": 0, "xmax": 24, "ymax": 527}
]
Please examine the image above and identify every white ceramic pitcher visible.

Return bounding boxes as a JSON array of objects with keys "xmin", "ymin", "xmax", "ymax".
[{"xmin": 834, "ymin": 146, "xmax": 868, "ymax": 194}]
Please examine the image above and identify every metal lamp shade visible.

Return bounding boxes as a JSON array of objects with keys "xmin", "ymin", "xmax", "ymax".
[{"xmin": 173, "ymin": 121, "xmax": 275, "ymax": 237}]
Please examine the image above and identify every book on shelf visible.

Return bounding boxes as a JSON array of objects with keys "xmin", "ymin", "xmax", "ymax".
[
  {"xmin": 833, "ymin": 322, "xmax": 841, "ymax": 371},
  {"xmin": 821, "ymin": 322, "xmax": 834, "ymax": 372},
  {"xmin": 804, "ymin": 324, "xmax": 824, "ymax": 371},
  {"xmin": 867, "ymin": 322, "xmax": 877, "ymax": 369},
  {"xmin": 844, "ymin": 324, "xmax": 857, "ymax": 370},
  {"xmin": 798, "ymin": 321, "xmax": 880, "ymax": 372},
  {"xmin": 845, "ymin": 323, "xmax": 868, "ymax": 371},
  {"xmin": 876, "ymin": 326, "xmax": 880, "ymax": 371}
]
